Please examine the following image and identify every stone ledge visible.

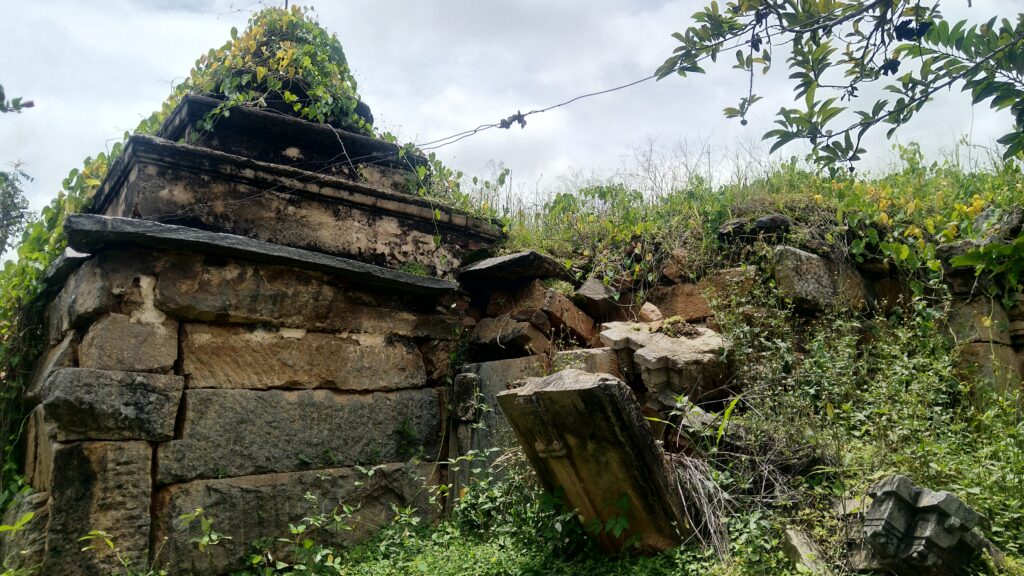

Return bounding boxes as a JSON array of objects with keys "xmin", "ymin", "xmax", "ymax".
[{"xmin": 65, "ymin": 214, "xmax": 458, "ymax": 296}]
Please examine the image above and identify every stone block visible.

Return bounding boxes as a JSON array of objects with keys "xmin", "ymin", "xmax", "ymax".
[
  {"xmin": 153, "ymin": 463, "xmax": 436, "ymax": 576},
  {"xmin": 470, "ymin": 315, "xmax": 553, "ymax": 359},
  {"xmin": 89, "ymin": 136, "xmax": 500, "ymax": 275},
  {"xmin": 156, "ymin": 388, "xmax": 443, "ymax": 483},
  {"xmin": 958, "ymin": 342, "xmax": 1022, "ymax": 395},
  {"xmin": 44, "ymin": 258, "xmax": 114, "ymax": 345},
  {"xmin": 552, "ymin": 348, "xmax": 620, "ymax": 377},
  {"xmin": 945, "ymin": 298, "xmax": 1011, "ymax": 345},
  {"xmin": 648, "ymin": 283, "xmax": 713, "ymax": 322},
  {"xmin": 774, "ymin": 246, "xmax": 835, "ymax": 313},
  {"xmin": 574, "ymin": 276, "xmax": 623, "ymax": 320},
  {"xmin": 699, "ymin": 266, "xmax": 759, "ymax": 300},
  {"xmin": 25, "ymin": 331, "xmax": 77, "ymax": 402},
  {"xmin": 35, "ymin": 368, "xmax": 183, "ymax": 442},
  {"xmin": 449, "ymin": 356, "xmax": 549, "ymax": 499},
  {"xmin": 782, "ymin": 529, "xmax": 833, "ymax": 575},
  {"xmin": 600, "ymin": 321, "xmax": 732, "ymax": 411},
  {"xmin": 79, "ymin": 313, "xmax": 178, "ymax": 373},
  {"xmin": 182, "ymin": 324, "xmax": 426, "ymax": 391},
  {"xmin": 497, "ymin": 369, "xmax": 690, "ymax": 553},
  {"xmin": 42, "ymin": 441, "xmax": 152, "ymax": 576},
  {"xmin": 488, "ymin": 279, "xmax": 596, "ymax": 344},
  {"xmin": 155, "ymin": 251, "xmax": 457, "ymax": 340},
  {"xmin": 0, "ymin": 491, "xmax": 49, "ymax": 573},
  {"xmin": 459, "ymin": 250, "xmax": 572, "ymax": 284}
]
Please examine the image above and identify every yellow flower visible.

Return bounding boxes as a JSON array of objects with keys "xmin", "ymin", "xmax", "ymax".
[{"xmin": 878, "ymin": 212, "xmax": 891, "ymax": 225}]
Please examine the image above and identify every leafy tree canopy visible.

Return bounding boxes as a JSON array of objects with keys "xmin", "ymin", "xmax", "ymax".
[
  {"xmin": 657, "ymin": 2, "xmax": 1024, "ymax": 172},
  {"xmin": 0, "ymin": 85, "xmax": 33, "ymax": 114}
]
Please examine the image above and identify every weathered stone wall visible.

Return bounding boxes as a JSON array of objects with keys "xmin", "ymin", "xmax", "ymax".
[
  {"xmin": 19, "ymin": 241, "xmax": 459, "ymax": 575},
  {"xmin": 3, "ymin": 95, "xmax": 501, "ymax": 576}
]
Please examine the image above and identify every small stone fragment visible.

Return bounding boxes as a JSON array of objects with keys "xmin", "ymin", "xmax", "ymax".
[{"xmin": 638, "ymin": 302, "xmax": 663, "ymax": 322}]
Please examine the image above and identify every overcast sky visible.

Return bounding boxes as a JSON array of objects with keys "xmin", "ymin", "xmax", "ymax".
[{"xmin": 1, "ymin": 0, "xmax": 1019, "ymax": 213}]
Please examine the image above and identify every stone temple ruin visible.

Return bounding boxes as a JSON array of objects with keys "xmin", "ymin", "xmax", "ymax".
[{"xmin": 2, "ymin": 93, "xmax": 1021, "ymax": 576}]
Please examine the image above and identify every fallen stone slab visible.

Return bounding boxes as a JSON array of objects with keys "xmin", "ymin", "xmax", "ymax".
[
  {"xmin": 864, "ymin": 475, "xmax": 1002, "ymax": 576},
  {"xmin": 497, "ymin": 369, "xmax": 690, "ymax": 553},
  {"xmin": 156, "ymin": 387, "xmax": 442, "ymax": 483},
  {"xmin": 153, "ymin": 462, "xmax": 435, "ymax": 576},
  {"xmin": 34, "ymin": 368, "xmax": 183, "ymax": 442},
  {"xmin": 79, "ymin": 313, "xmax": 178, "ymax": 373},
  {"xmin": 41, "ymin": 441, "xmax": 152, "ymax": 576},
  {"xmin": 600, "ymin": 321, "xmax": 732, "ymax": 411},
  {"xmin": 488, "ymin": 279, "xmax": 597, "ymax": 343},
  {"xmin": 470, "ymin": 315, "xmax": 553, "ymax": 359},
  {"xmin": 64, "ymin": 214, "xmax": 459, "ymax": 296},
  {"xmin": 88, "ymin": 136, "xmax": 500, "ymax": 275},
  {"xmin": 459, "ymin": 250, "xmax": 573, "ymax": 284},
  {"xmin": 182, "ymin": 324, "xmax": 427, "ymax": 391}
]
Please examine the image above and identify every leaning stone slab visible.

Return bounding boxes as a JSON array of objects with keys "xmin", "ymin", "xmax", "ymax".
[
  {"xmin": 153, "ymin": 462, "xmax": 436, "ymax": 576},
  {"xmin": 459, "ymin": 250, "xmax": 573, "ymax": 284},
  {"xmin": 79, "ymin": 313, "xmax": 178, "ymax": 373},
  {"xmin": 87, "ymin": 136, "xmax": 500, "ymax": 276},
  {"xmin": 648, "ymin": 283, "xmax": 714, "ymax": 322},
  {"xmin": 182, "ymin": 324, "xmax": 427, "ymax": 390},
  {"xmin": 41, "ymin": 441, "xmax": 152, "ymax": 576},
  {"xmin": 574, "ymin": 276, "xmax": 623, "ymax": 320},
  {"xmin": 156, "ymin": 387, "xmax": 442, "ymax": 483},
  {"xmin": 65, "ymin": 214, "xmax": 459, "ymax": 296},
  {"xmin": 600, "ymin": 322, "xmax": 731, "ymax": 411},
  {"xmin": 34, "ymin": 368, "xmax": 183, "ymax": 442},
  {"xmin": 497, "ymin": 369, "xmax": 690, "ymax": 553}
]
